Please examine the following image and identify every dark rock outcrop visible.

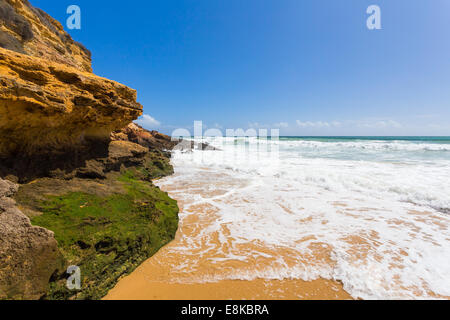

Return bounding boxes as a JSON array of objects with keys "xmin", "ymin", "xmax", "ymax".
[
  {"xmin": 111, "ymin": 123, "xmax": 178, "ymax": 152},
  {"xmin": 0, "ymin": 123, "xmax": 176, "ymax": 183}
]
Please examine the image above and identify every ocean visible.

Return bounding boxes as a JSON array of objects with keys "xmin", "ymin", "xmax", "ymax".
[{"xmin": 112, "ymin": 137, "xmax": 450, "ymax": 300}]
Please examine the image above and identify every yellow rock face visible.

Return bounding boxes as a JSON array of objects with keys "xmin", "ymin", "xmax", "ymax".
[
  {"xmin": 0, "ymin": 0, "xmax": 144, "ymax": 156},
  {"xmin": 0, "ymin": 48, "xmax": 143, "ymax": 156},
  {"xmin": 0, "ymin": 0, "xmax": 92, "ymax": 72}
]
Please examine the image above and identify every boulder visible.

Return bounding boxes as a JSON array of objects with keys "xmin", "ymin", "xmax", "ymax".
[{"xmin": 0, "ymin": 178, "xmax": 63, "ymax": 300}]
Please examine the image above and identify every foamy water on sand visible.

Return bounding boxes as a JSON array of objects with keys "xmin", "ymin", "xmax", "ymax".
[{"xmin": 106, "ymin": 137, "xmax": 450, "ymax": 300}]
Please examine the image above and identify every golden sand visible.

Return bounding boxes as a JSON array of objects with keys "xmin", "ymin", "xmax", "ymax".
[
  {"xmin": 104, "ymin": 176, "xmax": 353, "ymax": 300},
  {"xmin": 105, "ymin": 222, "xmax": 352, "ymax": 300},
  {"xmin": 105, "ymin": 276, "xmax": 351, "ymax": 300}
]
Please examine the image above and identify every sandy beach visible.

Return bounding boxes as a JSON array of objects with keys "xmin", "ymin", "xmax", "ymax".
[
  {"xmin": 105, "ymin": 189, "xmax": 352, "ymax": 300},
  {"xmin": 106, "ymin": 138, "xmax": 450, "ymax": 300}
]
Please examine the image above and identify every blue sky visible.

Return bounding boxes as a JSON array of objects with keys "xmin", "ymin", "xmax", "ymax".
[{"xmin": 31, "ymin": 0, "xmax": 450, "ymax": 136}]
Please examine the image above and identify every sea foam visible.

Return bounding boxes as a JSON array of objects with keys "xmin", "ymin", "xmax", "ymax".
[{"xmin": 156, "ymin": 137, "xmax": 450, "ymax": 299}]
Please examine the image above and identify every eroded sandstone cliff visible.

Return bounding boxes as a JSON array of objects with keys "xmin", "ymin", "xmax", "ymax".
[
  {"xmin": 0, "ymin": 0, "xmax": 180, "ymax": 300},
  {"xmin": 1, "ymin": 0, "xmax": 143, "ymax": 159},
  {"xmin": 0, "ymin": 0, "xmax": 91, "ymax": 71},
  {"xmin": 0, "ymin": 47, "xmax": 142, "ymax": 158}
]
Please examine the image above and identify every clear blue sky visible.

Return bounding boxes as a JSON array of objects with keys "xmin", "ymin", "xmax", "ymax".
[{"xmin": 31, "ymin": 0, "xmax": 450, "ymax": 136}]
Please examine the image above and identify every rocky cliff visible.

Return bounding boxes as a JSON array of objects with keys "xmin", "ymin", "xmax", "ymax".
[
  {"xmin": 0, "ymin": 0, "xmax": 142, "ymax": 159},
  {"xmin": 0, "ymin": 47, "xmax": 142, "ymax": 158},
  {"xmin": 0, "ymin": 47, "xmax": 144, "ymax": 181},
  {"xmin": 0, "ymin": 0, "xmax": 179, "ymax": 300},
  {"xmin": 0, "ymin": 0, "xmax": 91, "ymax": 71}
]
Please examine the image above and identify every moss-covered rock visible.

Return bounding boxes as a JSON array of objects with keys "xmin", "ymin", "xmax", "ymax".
[
  {"xmin": 4, "ymin": 118, "xmax": 181, "ymax": 300},
  {"xmin": 24, "ymin": 169, "xmax": 178, "ymax": 300}
]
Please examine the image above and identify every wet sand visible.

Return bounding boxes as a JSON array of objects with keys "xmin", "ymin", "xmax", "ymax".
[
  {"xmin": 105, "ymin": 223, "xmax": 352, "ymax": 300},
  {"xmin": 105, "ymin": 271, "xmax": 351, "ymax": 300},
  {"xmin": 105, "ymin": 173, "xmax": 353, "ymax": 300}
]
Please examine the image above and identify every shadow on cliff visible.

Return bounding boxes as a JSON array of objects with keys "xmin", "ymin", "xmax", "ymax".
[
  {"xmin": 0, "ymin": 138, "xmax": 110, "ymax": 183},
  {"xmin": 0, "ymin": 123, "xmax": 184, "ymax": 183}
]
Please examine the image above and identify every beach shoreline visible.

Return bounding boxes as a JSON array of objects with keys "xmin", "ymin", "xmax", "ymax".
[
  {"xmin": 105, "ymin": 178, "xmax": 352, "ymax": 300},
  {"xmin": 106, "ymin": 137, "xmax": 450, "ymax": 300}
]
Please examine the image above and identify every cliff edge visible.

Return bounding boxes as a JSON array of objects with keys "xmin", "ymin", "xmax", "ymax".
[{"xmin": 0, "ymin": 0, "xmax": 179, "ymax": 300}]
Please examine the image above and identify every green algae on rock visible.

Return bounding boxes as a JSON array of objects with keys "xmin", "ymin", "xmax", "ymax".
[{"xmin": 16, "ymin": 167, "xmax": 178, "ymax": 300}]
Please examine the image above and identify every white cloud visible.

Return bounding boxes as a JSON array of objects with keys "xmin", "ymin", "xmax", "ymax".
[
  {"xmin": 296, "ymin": 119, "xmax": 402, "ymax": 130},
  {"xmin": 274, "ymin": 122, "xmax": 289, "ymax": 128},
  {"xmin": 296, "ymin": 120, "xmax": 333, "ymax": 128},
  {"xmin": 247, "ymin": 122, "xmax": 261, "ymax": 128},
  {"xmin": 331, "ymin": 121, "xmax": 342, "ymax": 127},
  {"xmin": 135, "ymin": 114, "xmax": 161, "ymax": 129},
  {"xmin": 247, "ymin": 122, "xmax": 289, "ymax": 129},
  {"xmin": 426, "ymin": 123, "xmax": 448, "ymax": 130},
  {"xmin": 357, "ymin": 119, "xmax": 402, "ymax": 129}
]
